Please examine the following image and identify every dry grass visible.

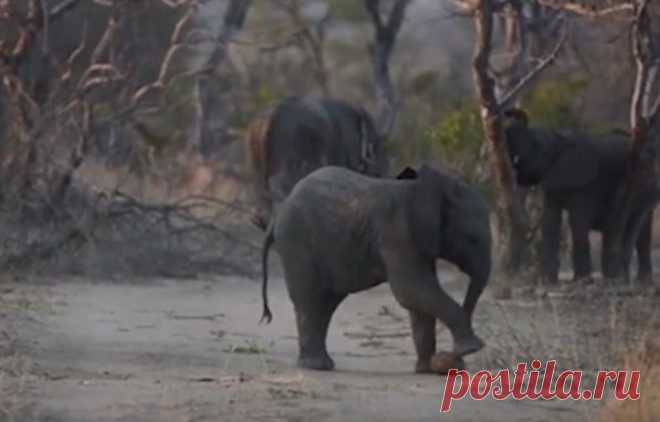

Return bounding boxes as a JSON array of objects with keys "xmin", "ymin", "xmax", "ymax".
[
  {"xmin": 472, "ymin": 277, "xmax": 660, "ymax": 421},
  {"xmin": 596, "ymin": 339, "xmax": 660, "ymax": 422}
]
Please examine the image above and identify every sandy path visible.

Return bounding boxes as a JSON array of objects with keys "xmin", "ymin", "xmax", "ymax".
[{"xmin": 2, "ymin": 274, "xmax": 591, "ymax": 422}]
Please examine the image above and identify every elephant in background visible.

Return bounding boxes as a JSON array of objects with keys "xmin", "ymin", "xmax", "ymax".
[
  {"xmin": 245, "ymin": 97, "xmax": 387, "ymax": 229},
  {"xmin": 503, "ymin": 109, "xmax": 654, "ymax": 283},
  {"xmin": 260, "ymin": 165, "xmax": 491, "ymax": 372}
]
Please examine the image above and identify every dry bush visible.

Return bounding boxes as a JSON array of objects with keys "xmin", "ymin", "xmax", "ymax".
[
  {"xmin": 0, "ymin": 163, "xmax": 261, "ymax": 279},
  {"xmin": 0, "ymin": 1, "xmax": 264, "ymax": 281}
]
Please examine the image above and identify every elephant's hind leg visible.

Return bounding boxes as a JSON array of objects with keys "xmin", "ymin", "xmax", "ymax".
[{"xmin": 293, "ymin": 292, "xmax": 345, "ymax": 371}]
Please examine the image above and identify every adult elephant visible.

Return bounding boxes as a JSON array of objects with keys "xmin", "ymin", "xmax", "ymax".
[
  {"xmin": 245, "ymin": 96, "xmax": 387, "ymax": 229},
  {"xmin": 503, "ymin": 109, "xmax": 654, "ymax": 283},
  {"xmin": 260, "ymin": 165, "xmax": 491, "ymax": 372}
]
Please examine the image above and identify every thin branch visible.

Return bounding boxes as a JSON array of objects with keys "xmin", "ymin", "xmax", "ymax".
[
  {"xmin": 642, "ymin": 64, "xmax": 658, "ymax": 115},
  {"xmin": 386, "ymin": 0, "xmax": 410, "ymax": 34},
  {"xmin": 49, "ymin": 0, "xmax": 82, "ymax": 19},
  {"xmin": 364, "ymin": 0, "xmax": 384, "ymax": 31},
  {"xmin": 91, "ymin": 15, "xmax": 118, "ymax": 65},
  {"xmin": 39, "ymin": 0, "xmax": 49, "ymax": 53},
  {"xmin": 498, "ymin": 20, "xmax": 567, "ymax": 111},
  {"xmin": 648, "ymin": 93, "xmax": 660, "ymax": 126}
]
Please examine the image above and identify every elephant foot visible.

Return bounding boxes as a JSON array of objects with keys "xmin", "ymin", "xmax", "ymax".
[
  {"xmin": 453, "ymin": 334, "xmax": 484, "ymax": 357},
  {"xmin": 297, "ymin": 353, "xmax": 335, "ymax": 371}
]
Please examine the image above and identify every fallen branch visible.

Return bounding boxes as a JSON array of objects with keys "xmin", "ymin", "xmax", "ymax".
[{"xmin": 536, "ymin": 0, "xmax": 634, "ymax": 19}]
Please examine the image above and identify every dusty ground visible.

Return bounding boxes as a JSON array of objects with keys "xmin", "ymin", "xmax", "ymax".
[{"xmin": 4, "ymin": 265, "xmax": 651, "ymax": 422}]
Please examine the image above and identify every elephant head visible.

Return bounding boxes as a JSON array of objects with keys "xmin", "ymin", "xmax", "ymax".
[
  {"xmin": 503, "ymin": 108, "xmax": 600, "ymax": 189},
  {"xmin": 397, "ymin": 165, "xmax": 492, "ymax": 319}
]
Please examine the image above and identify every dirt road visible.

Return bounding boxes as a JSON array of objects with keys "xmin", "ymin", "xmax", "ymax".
[{"xmin": 1, "ymin": 274, "xmax": 601, "ymax": 421}]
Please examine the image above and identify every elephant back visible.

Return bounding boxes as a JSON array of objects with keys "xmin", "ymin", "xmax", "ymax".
[
  {"xmin": 277, "ymin": 166, "xmax": 390, "ymax": 292},
  {"xmin": 265, "ymin": 98, "xmax": 336, "ymax": 194},
  {"xmin": 245, "ymin": 96, "xmax": 384, "ymax": 205}
]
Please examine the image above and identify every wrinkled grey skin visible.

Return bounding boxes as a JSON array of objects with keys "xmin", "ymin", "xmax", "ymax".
[
  {"xmin": 260, "ymin": 165, "xmax": 491, "ymax": 372},
  {"xmin": 503, "ymin": 109, "xmax": 653, "ymax": 283},
  {"xmin": 251, "ymin": 96, "xmax": 387, "ymax": 228}
]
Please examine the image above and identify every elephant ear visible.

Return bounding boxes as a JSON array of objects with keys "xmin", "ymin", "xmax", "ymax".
[
  {"xmin": 406, "ymin": 166, "xmax": 453, "ymax": 258},
  {"xmin": 396, "ymin": 166, "xmax": 418, "ymax": 180},
  {"xmin": 541, "ymin": 138, "xmax": 599, "ymax": 189}
]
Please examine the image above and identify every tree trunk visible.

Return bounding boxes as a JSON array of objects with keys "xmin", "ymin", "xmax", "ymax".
[
  {"xmin": 603, "ymin": 0, "xmax": 659, "ymax": 281},
  {"xmin": 472, "ymin": 0, "xmax": 528, "ymax": 275}
]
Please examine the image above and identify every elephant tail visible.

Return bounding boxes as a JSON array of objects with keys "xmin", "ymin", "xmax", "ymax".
[{"xmin": 259, "ymin": 221, "xmax": 275, "ymax": 324}]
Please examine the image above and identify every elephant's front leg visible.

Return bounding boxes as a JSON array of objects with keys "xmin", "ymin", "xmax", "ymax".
[
  {"xmin": 293, "ymin": 292, "xmax": 345, "ymax": 371},
  {"xmin": 568, "ymin": 209, "xmax": 592, "ymax": 281},
  {"xmin": 389, "ymin": 262, "xmax": 483, "ymax": 360},
  {"xmin": 409, "ymin": 310, "xmax": 436, "ymax": 373}
]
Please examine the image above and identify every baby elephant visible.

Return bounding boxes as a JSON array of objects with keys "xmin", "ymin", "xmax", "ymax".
[{"xmin": 260, "ymin": 165, "xmax": 491, "ymax": 373}]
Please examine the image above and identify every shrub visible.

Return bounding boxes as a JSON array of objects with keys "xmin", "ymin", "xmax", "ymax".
[{"xmin": 523, "ymin": 77, "xmax": 588, "ymax": 131}]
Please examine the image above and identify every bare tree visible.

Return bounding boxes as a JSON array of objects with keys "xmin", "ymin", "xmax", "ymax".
[
  {"xmin": 0, "ymin": 0, "xmax": 197, "ymax": 205},
  {"xmin": 364, "ymin": 0, "xmax": 411, "ymax": 137},
  {"xmin": 452, "ymin": 0, "xmax": 566, "ymax": 276},
  {"xmin": 0, "ymin": 0, "xmax": 259, "ymax": 274}
]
